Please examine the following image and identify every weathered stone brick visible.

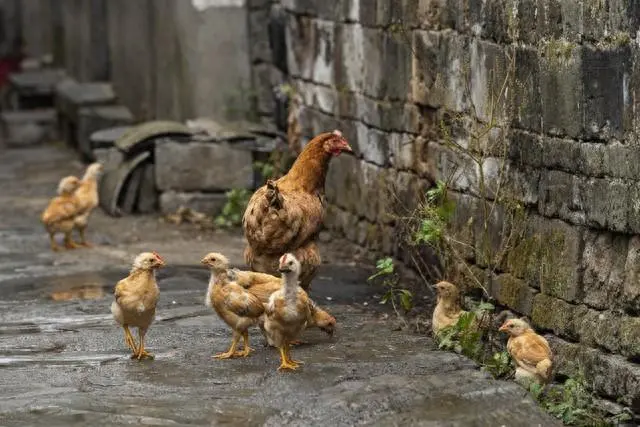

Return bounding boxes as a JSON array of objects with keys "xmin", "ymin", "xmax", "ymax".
[
  {"xmin": 507, "ymin": 216, "xmax": 583, "ymax": 302},
  {"xmin": 623, "ymin": 236, "xmax": 640, "ymax": 313},
  {"xmin": 286, "ymin": 16, "xmax": 335, "ymax": 85},
  {"xmin": 417, "ymin": 0, "xmax": 466, "ymax": 31},
  {"xmin": 577, "ymin": 177, "xmax": 629, "ymax": 232},
  {"xmin": 507, "ymin": 129, "xmax": 543, "ymax": 168},
  {"xmin": 493, "ymin": 273, "xmax": 537, "ymax": 316},
  {"xmin": 355, "ymin": 122, "xmax": 388, "ymax": 166},
  {"xmin": 512, "ymin": 46, "xmax": 542, "ymax": 132},
  {"xmin": 539, "ymin": 40, "xmax": 583, "ymax": 138},
  {"xmin": 411, "ymin": 30, "xmax": 469, "ymax": 112},
  {"xmin": 581, "ymin": 231, "xmax": 628, "ymax": 310},
  {"xmin": 581, "ymin": 45, "xmax": 628, "ymax": 140},
  {"xmin": 550, "ymin": 336, "xmax": 640, "ymax": 408},
  {"xmin": 531, "ymin": 293, "xmax": 587, "ymax": 341},
  {"xmin": 537, "ymin": 169, "xmax": 581, "ymax": 222},
  {"xmin": 155, "ymin": 140, "xmax": 254, "ymax": 191}
]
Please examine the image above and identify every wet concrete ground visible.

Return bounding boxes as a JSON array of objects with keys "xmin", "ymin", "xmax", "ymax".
[{"xmin": 0, "ymin": 144, "xmax": 560, "ymax": 426}]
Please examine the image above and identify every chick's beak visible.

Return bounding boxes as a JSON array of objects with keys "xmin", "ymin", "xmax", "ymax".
[
  {"xmin": 200, "ymin": 258, "xmax": 208, "ymax": 265},
  {"xmin": 498, "ymin": 323, "xmax": 508, "ymax": 332}
]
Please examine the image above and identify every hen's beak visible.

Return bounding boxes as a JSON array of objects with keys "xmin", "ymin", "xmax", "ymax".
[{"xmin": 341, "ymin": 140, "xmax": 353, "ymax": 153}]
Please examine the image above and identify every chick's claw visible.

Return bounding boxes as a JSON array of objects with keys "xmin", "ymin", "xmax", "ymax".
[{"xmin": 213, "ymin": 351, "xmax": 238, "ymax": 360}]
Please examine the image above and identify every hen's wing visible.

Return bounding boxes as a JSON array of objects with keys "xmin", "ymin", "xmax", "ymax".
[
  {"xmin": 224, "ymin": 284, "xmax": 265, "ymax": 318},
  {"xmin": 508, "ymin": 333, "xmax": 552, "ymax": 370},
  {"xmin": 242, "ymin": 183, "xmax": 324, "ymax": 254},
  {"xmin": 41, "ymin": 197, "xmax": 80, "ymax": 224}
]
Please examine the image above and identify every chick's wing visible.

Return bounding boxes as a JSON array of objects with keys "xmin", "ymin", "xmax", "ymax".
[
  {"xmin": 509, "ymin": 333, "xmax": 552, "ymax": 368},
  {"xmin": 224, "ymin": 285, "xmax": 265, "ymax": 318},
  {"xmin": 42, "ymin": 197, "xmax": 80, "ymax": 224}
]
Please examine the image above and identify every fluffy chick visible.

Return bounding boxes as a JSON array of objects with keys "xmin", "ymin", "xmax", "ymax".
[
  {"xmin": 202, "ymin": 252, "xmax": 264, "ymax": 359},
  {"xmin": 499, "ymin": 318, "xmax": 553, "ymax": 385},
  {"xmin": 264, "ymin": 253, "xmax": 311, "ymax": 371},
  {"xmin": 111, "ymin": 252, "xmax": 165, "ymax": 360},
  {"xmin": 231, "ymin": 268, "xmax": 336, "ymax": 338},
  {"xmin": 41, "ymin": 176, "xmax": 82, "ymax": 251},
  {"xmin": 73, "ymin": 162, "xmax": 103, "ymax": 247},
  {"xmin": 432, "ymin": 281, "xmax": 467, "ymax": 335}
]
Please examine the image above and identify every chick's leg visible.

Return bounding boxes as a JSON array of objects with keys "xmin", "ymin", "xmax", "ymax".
[
  {"xmin": 48, "ymin": 232, "xmax": 62, "ymax": 252},
  {"xmin": 132, "ymin": 328, "xmax": 154, "ymax": 360},
  {"xmin": 284, "ymin": 342, "xmax": 304, "ymax": 366},
  {"xmin": 123, "ymin": 325, "xmax": 137, "ymax": 353},
  {"xmin": 77, "ymin": 225, "xmax": 93, "ymax": 247},
  {"xmin": 63, "ymin": 231, "xmax": 81, "ymax": 249},
  {"xmin": 214, "ymin": 331, "xmax": 241, "ymax": 359},
  {"xmin": 277, "ymin": 345, "xmax": 299, "ymax": 371},
  {"xmin": 237, "ymin": 330, "xmax": 254, "ymax": 357}
]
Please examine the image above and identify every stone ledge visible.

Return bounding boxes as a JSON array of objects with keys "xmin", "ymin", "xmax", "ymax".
[{"xmin": 159, "ymin": 191, "xmax": 227, "ymax": 216}]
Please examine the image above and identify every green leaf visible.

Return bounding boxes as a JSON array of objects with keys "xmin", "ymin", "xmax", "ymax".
[
  {"xmin": 399, "ymin": 291, "xmax": 413, "ymax": 311},
  {"xmin": 368, "ymin": 257, "xmax": 394, "ymax": 281}
]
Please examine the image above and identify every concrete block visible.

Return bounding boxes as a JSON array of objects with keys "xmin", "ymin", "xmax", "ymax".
[
  {"xmin": 77, "ymin": 105, "xmax": 134, "ymax": 160},
  {"xmin": 159, "ymin": 191, "xmax": 227, "ymax": 216},
  {"xmin": 155, "ymin": 139, "xmax": 254, "ymax": 191},
  {"xmin": 137, "ymin": 164, "xmax": 158, "ymax": 214},
  {"xmin": 55, "ymin": 80, "xmax": 117, "ymax": 120},
  {"xmin": 90, "ymin": 126, "xmax": 132, "ymax": 151},
  {"xmin": 92, "ymin": 147, "xmax": 124, "ymax": 172}
]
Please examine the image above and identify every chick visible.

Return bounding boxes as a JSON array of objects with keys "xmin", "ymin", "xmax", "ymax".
[
  {"xmin": 432, "ymin": 281, "xmax": 467, "ymax": 335},
  {"xmin": 201, "ymin": 252, "xmax": 264, "ymax": 359},
  {"xmin": 111, "ymin": 252, "xmax": 165, "ymax": 360},
  {"xmin": 499, "ymin": 318, "xmax": 553, "ymax": 385},
  {"xmin": 230, "ymin": 267, "xmax": 336, "ymax": 340},
  {"xmin": 73, "ymin": 162, "xmax": 103, "ymax": 247},
  {"xmin": 264, "ymin": 253, "xmax": 311, "ymax": 371},
  {"xmin": 41, "ymin": 176, "xmax": 82, "ymax": 251}
]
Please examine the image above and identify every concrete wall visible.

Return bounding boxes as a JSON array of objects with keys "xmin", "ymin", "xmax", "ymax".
[{"xmin": 282, "ymin": 0, "xmax": 640, "ymax": 413}]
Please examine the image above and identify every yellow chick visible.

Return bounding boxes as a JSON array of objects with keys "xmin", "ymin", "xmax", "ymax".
[
  {"xmin": 499, "ymin": 318, "xmax": 553, "ymax": 385},
  {"xmin": 111, "ymin": 252, "xmax": 165, "ymax": 360},
  {"xmin": 264, "ymin": 253, "xmax": 311, "ymax": 371},
  {"xmin": 201, "ymin": 252, "xmax": 264, "ymax": 359},
  {"xmin": 432, "ymin": 281, "xmax": 467, "ymax": 335},
  {"xmin": 41, "ymin": 175, "xmax": 82, "ymax": 251},
  {"xmin": 73, "ymin": 162, "xmax": 103, "ymax": 247}
]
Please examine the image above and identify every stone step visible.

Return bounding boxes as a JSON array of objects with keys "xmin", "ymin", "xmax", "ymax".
[
  {"xmin": 0, "ymin": 108, "xmax": 57, "ymax": 147},
  {"xmin": 6, "ymin": 68, "xmax": 67, "ymax": 110}
]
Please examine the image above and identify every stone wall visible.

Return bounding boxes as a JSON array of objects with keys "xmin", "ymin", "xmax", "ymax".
[{"xmin": 281, "ymin": 0, "xmax": 640, "ymax": 413}]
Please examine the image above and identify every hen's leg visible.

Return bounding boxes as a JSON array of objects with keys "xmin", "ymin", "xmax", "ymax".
[
  {"xmin": 123, "ymin": 325, "xmax": 137, "ymax": 353},
  {"xmin": 237, "ymin": 331, "xmax": 254, "ymax": 357},
  {"xmin": 214, "ymin": 331, "xmax": 241, "ymax": 359},
  {"xmin": 277, "ymin": 345, "xmax": 299, "ymax": 371},
  {"xmin": 132, "ymin": 328, "xmax": 154, "ymax": 360},
  {"xmin": 48, "ymin": 232, "xmax": 62, "ymax": 251}
]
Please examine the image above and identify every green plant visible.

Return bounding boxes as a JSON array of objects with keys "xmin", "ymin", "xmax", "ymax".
[
  {"xmin": 529, "ymin": 374, "xmax": 631, "ymax": 426},
  {"xmin": 367, "ymin": 257, "xmax": 414, "ymax": 313},
  {"xmin": 214, "ymin": 189, "xmax": 252, "ymax": 228}
]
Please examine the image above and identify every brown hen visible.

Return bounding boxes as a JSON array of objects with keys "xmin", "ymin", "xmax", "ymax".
[
  {"xmin": 41, "ymin": 176, "xmax": 82, "ymax": 251},
  {"xmin": 242, "ymin": 130, "xmax": 352, "ymax": 290}
]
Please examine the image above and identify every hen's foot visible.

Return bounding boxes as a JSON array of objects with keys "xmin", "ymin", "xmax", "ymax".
[
  {"xmin": 79, "ymin": 241, "xmax": 93, "ymax": 248},
  {"xmin": 237, "ymin": 346, "xmax": 254, "ymax": 357},
  {"xmin": 278, "ymin": 360, "xmax": 300, "ymax": 371},
  {"xmin": 50, "ymin": 243, "xmax": 62, "ymax": 252}
]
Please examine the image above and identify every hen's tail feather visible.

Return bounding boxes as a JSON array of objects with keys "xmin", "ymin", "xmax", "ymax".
[{"xmin": 266, "ymin": 180, "xmax": 283, "ymax": 209}]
